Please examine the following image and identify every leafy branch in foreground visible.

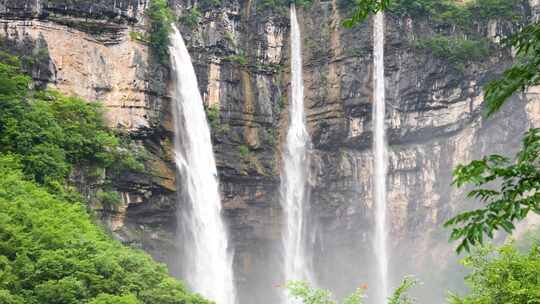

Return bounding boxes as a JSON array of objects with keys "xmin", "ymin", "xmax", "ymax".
[
  {"xmin": 342, "ymin": 0, "xmax": 389, "ymax": 28},
  {"xmin": 286, "ymin": 277, "xmax": 417, "ymax": 304},
  {"xmin": 388, "ymin": 277, "xmax": 418, "ymax": 304},
  {"xmin": 444, "ymin": 128, "xmax": 540, "ymax": 253}
]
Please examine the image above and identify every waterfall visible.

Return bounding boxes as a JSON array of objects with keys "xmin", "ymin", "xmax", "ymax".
[
  {"xmin": 281, "ymin": 4, "xmax": 314, "ymax": 300},
  {"xmin": 169, "ymin": 25, "xmax": 236, "ymax": 304},
  {"xmin": 373, "ymin": 12, "xmax": 389, "ymax": 304}
]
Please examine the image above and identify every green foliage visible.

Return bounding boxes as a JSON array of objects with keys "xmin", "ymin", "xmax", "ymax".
[
  {"xmin": 205, "ymin": 104, "xmax": 220, "ymax": 129},
  {"xmin": 180, "ymin": 7, "xmax": 202, "ymax": 28},
  {"xmin": 286, "ymin": 278, "xmax": 418, "ymax": 304},
  {"xmin": 484, "ymin": 21, "xmax": 540, "ymax": 116},
  {"xmin": 387, "ymin": 0, "xmax": 520, "ymax": 24},
  {"xmin": 146, "ymin": 0, "xmax": 174, "ymax": 64},
  {"xmin": 223, "ymin": 53, "xmax": 249, "ymax": 66},
  {"xmin": 448, "ymin": 244, "xmax": 540, "ymax": 304},
  {"xmin": 516, "ymin": 225, "xmax": 540, "ymax": 252},
  {"xmin": 88, "ymin": 294, "xmax": 140, "ymax": 304},
  {"xmin": 343, "ymin": 0, "xmax": 520, "ymax": 27},
  {"xmin": 343, "ymin": 0, "xmax": 389, "ymax": 28},
  {"xmin": 0, "ymin": 54, "xmax": 144, "ymax": 186},
  {"xmin": 388, "ymin": 277, "xmax": 418, "ymax": 304},
  {"xmin": 129, "ymin": 31, "xmax": 147, "ymax": 43},
  {"xmin": 257, "ymin": 0, "xmax": 314, "ymax": 13},
  {"xmin": 469, "ymin": 0, "xmax": 521, "ymax": 20},
  {"xmin": 415, "ymin": 36, "xmax": 491, "ymax": 64},
  {"xmin": 0, "ymin": 157, "xmax": 209, "ymax": 304},
  {"xmin": 286, "ymin": 281, "xmax": 365, "ymax": 304},
  {"xmin": 445, "ymin": 128, "xmax": 540, "ymax": 253},
  {"xmin": 0, "ymin": 52, "xmax": 31, "ymax": 97},
  {"xmin": 96, "ymin": 190, "xmax": 123, "ymax": 206},
  {"xmin": 238, "ymin": 145, "xmax": 250, "ymax": 158}
]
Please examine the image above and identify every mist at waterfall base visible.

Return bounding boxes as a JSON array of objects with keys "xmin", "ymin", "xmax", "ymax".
[{"xmin": 169, "ymin": 25, "xmax": 236, "ymax": 304}]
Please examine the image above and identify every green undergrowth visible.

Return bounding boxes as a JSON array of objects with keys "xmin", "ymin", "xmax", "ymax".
[
  {"xmin": 0, "ymin": 52, "xmax": 144, "ymax": 192},
  {"xmin": 415, "ymin": 35, "xmax": 492, "ymax": 66},
  {"xmin": 388, "ymin": 0, "xmax": 522, "ymax": 26},
  {"xmin": 395, "ymin": 0, "xmax": 521, "ymax": 65},
  {"xmin": 0, "ymin": 156, "xmax": 209, "ymax": 304},
  {"xmin": 179, "ymin": 6, "xmax": 203, "ymax": 28},
  {"xmin": 257, "ymin": 0, "xmax": 314, "ymax": 15},
  {"xmin": 129, "ymin": 0, "xmax": 173, "ymax": 64},
  {"xmin": 0, "ymin": 49, "xmax": 209, "ymax": 304},
  {"xmin": 342, "ymin": 0, "xmax": 522, "ymax": 65},
  {"xmin": 205, "ymin": 104, "xmax": 220, "ymax": 129}
]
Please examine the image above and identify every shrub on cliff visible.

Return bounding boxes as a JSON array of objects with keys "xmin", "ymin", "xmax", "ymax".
[
  {"xmin": 0, "ymin": 52, "xmax": 144, "ymax": 188},
  {"xmin": 0, "ymin": 155, "xmax": 209, "ymax": 304},
  {"xmin": 147, "ymin": 0, "xmax": 174, "ymax": 63}
]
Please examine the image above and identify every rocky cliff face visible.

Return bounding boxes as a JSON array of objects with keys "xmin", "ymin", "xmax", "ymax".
[
  {"xmin": 0, "ymin": 0, "xmax": 182, "ymax": 266},
  {"xmin": 2, "ymin": 0, "xmax": 539, "ymax": 303},
  {"xmin": 177, "ymin": 1, "xmax": 539, "ymax": 302}
]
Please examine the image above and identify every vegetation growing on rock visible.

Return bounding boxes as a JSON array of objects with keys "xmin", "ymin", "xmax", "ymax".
[
  {"xmin": 414, "ymin": 36, "xmax": 492, "ymax": 65},
  {"xmin": 147, "ymin": 0, "xmax": 174, "ymax": 63},
  {"xmin": 0, "ymin": 156, "xmax": 209, "ymax": 304},
  {"xmin": 0, "ymin": 52, "xmax": 144, "ymax": 190},
  {"xmin": 0, "ymin": 50, "xmax": 208, "ymax": 303}
]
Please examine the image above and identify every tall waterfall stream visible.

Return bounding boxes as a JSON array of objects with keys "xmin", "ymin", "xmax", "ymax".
[
  {"xmin": 169, "ymin": 25, "xmax": 236, "ymax": 304},
  {"xmin": 373, "ymin": 12, "xmax": 390, "ymax": 304},
  {"xmin": 281, "ymin": 4, "xmax": 315, "ymax": 302},
  {"xmin": 169, "ymin": 8, "xmax": 388, "ymax": 304}
]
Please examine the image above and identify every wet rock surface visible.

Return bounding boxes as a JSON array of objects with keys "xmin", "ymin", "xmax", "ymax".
[{"xmin": 2, "ymin": 0, "xmax": 540, "ymax": 303}]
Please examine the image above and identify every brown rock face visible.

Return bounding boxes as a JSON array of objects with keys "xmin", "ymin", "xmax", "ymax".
[
  {"xmin": 0, "ymin": 0, "xmax": 180, "ymax": 269},
  {"xmin": 3, "ymin": 1, "xmax": 540, "ymax": 303}
]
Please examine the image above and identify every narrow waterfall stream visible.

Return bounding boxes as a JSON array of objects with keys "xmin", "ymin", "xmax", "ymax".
[
  {"xmin": 281, "ymin": 4, "xmax": 314, "ymax": 300},
  {"xmin": 169, "ymin": 25, "xmax": 236, "ymax": 304},
  {"xmin": 373, "ymin": 12, "xmax": 389, "ymax": 304}
]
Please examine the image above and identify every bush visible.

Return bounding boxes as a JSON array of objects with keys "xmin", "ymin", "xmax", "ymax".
[
  {"xmin": 223, "ymin": 53, "xmax": 248, "ymax": 66},
  {"xmin": 0, "ymin": 53, "xmax": 144, "ymax": 186},
  {"xmin": 257, "ymin": 0, "xmax": 313, "ymax": 13},
  {"xmin": 96, "ymin": 190, "xmax": 123, "ymax": 206},
  {"xmin": 0, "ymin": 156, "xmax": 209, "ymax": 304},
  {"xmin": 146, "ymin": 0, "xmax": 174, "ymax": 64},
  {"xmin": 286, "ymin": 277, "xmax": 417, "ymax": 304},
  {"xmin": 449, "ymin": 244, "xmax": 540, "ymax": 303},
  {"xmin": 204, "ymin": 104, "xmax": 220, "ymax": 130},
  {"xmin": 388, "ymin": 0, "xmax": 520, "ymax": 25},
  {"xmin": 238, "ymin": 145, "xmax": 250, "ymax": 158},
  {"xmin": 415, "ymin": 36, "xmax": 491, "ymax": 64},
  {"xmin": 179, "ymin": 7, "xmax": 202, "ymax": 28}
]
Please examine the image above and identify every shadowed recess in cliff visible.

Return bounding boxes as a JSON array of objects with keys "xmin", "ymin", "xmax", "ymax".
[
  {"xmin": 169, "ymin": 24, "xmax": 236, "ymax": 304},
  {"xmin": 281, "ymin": 5, "xmax": 316, "ymax": 303}
]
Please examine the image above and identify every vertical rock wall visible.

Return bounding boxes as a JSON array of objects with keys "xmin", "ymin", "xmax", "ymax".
[{"xmin": 2, "ymin": 0, "xmax": 539, "ymax": 303}]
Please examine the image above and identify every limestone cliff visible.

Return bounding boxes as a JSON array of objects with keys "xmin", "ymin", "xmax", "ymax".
[
  {"xmin": 2, "ymin": 0, "xmax": 539, "ymax": 303},
  {"xmin": 0, "ymin": 0, "xmax": 180, "ymax": 266}
]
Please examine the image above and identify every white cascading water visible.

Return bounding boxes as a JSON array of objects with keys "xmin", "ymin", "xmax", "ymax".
[
  {"xmin": 373, "ymin": 12, "xmax": 389, "ymax": 304},
  {"xmin": 281, "ymin": 4, "xmax": 314, "ymax": 300},
  {"xmin": 169, "ymin": 25, "xmax": 236, "ymax": 304}
]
